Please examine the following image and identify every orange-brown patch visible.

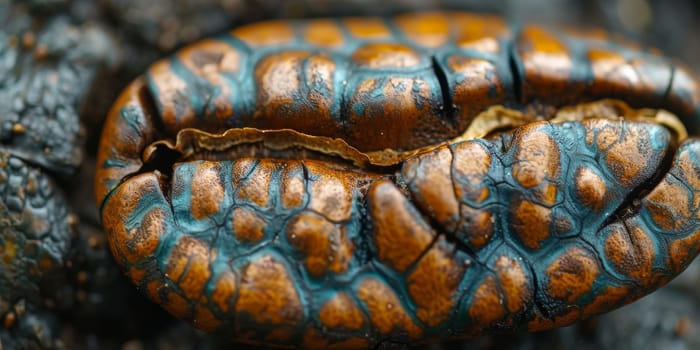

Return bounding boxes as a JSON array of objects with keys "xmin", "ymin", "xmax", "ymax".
[
  {"xmin": 286, "ymin": 211, "xmax": 352, "ymax": 277},
  {"xmin": 343, "ymin": 17, "xmax": 391, "ymax": 39},
  {"xmin": 588, "ymin": 50, "xmax": 633, "ymax": 90},
  {"xmin": 402, "ymin": 147, "xmax": 460, "ymax": 232},
  {"xmin": 193, "ymin": 304, "xmax": 221, "ymax": 331},
  {"xmin": 467, "ymin": 275, "xmax": 505, "ymax": 326},
  {"xmin": 583, "ymin": 285, "xmax": 630, "ymax": 316},
  {"xmin": 254, "ymin": 51, "xmax": 297, "ymax": 99},
  {"xmin": 585, "ymin": 120, "xmax": 620, "ymax": 151},
  {"xmin": 512, "ymin": 129, "xmax": 561, "ymax": 188},
  {"xmin": 232, "ymin": 20, "xmax": 294, "ymax": 46},
  {"xmin": 545, "ymin": 247, "xmax": 600, "ymax": 303},
  {"xmin": 345, "ymin": 75, "xmax": 442, "ymax": 151},
  {"xmin": 451, "ymin": 13, "xmax": 509, "ymax": 53},
  {"xmin": 351, "ymin": 43, "xmax": 422, "ymax": 69},
  {"xmin": 511, "ymin": 199, "xmax": 551, "ymax": 250},
  {"xmin": 178, "ymin": 40, "xmax": 241, "ymax": 73},
  {"xmin": 356, "ymin": 277, "xmax": 423, "ymax": 338},
  {"xmin": 368, "ymin": 180, "xmax": 435, "ymax": 272},
  {"xmin": 518, "ymin": 26, "xmax": 575, "ymax": 101},
  {"xmin": 148, "ymin": 60, "xmax": 195, "ymax": 131},
  {"xmin": 235, "ymin": 255, "xmax": 303, "ymax": 326},
  {"xmin": 127, "ymin": 207, "xmax": 167, "ymax": 264},
  {"xmin": 191, "ymin": 162, "xmax": 224, "ymax": 219},
  {"xmin": 254, "ymin": 52, "xmax": 340, "ymax": 136},
  {"xmin": 145, "ymin": 280, "xmax": 164, "ymax": 304},
  {"xmin": 603, "ymin": 125, "xmax": 651, "ymax": 187},
  {"xmin": 95, "ymin": 78, "xmax": 154, "ymax": 206},
  {"xmin": 494, "ymin": 255, "xmax": 531, "ymax": 314},
  {"xmin": 305, "ymin": 55, "xmax": 336, "ymax": 117},
  {"xmin": 304, "ymin": 19, "xmax": 344, "ymax": 47},
  {"xmin": 236, "ymin": 160, "xmax": 273, "ymax": 207},
  {"xmin": 164, "ymin": 237, "xmax": 194, "ymax": 282},
  {"xmin": 102, "ymin": 174, "xmax": 165, "ymax": 266},
  {"xmin": 318, "ymin": 292, "xmax": 366, "ymax": 330},
  {"xmin": 231, "ymin": 207, "xmax": 266, "ymax": 243},
  {"xmin": 668, "ymin": 229, "xmax": 700, "ymax": 274},
  {"xmin": 575, "ymin": 166, "xmax": 607, "ymax": 211},
  {"xmin": 587, "ymin": 49, "xmax": 670, "ymax": 103},
  {"xmin": 644, "ymin": 178, "xmax": 693, "ymax": 231},
  {"xmin": 168, "ymin": 236, "xmax": 212, "ymax": 300},
  {"xmin": 677, "ymin": 150, "xmax": 700, "ymax": 193},
  {"xmin": 127, "ymin": 267, "xmax": 146, "ymax": 286},
  {"xmin": 176, "ymin": 39, "xmax": 241, "ymax": 123},
  {"xmin": 394, "ymin": 12, "xmax": 449, "ymax": 48},
  {"xmin": 542, "ymin": 183, "xmax": 559, "ymax": 206},
  {"xmin": 210, "ymin": 270, "xmax": 237, "ymax": 313},
  {"xmin": 305, "ymin": 163, "xmax": 355, "ymax": 222},
  {"xmin": 448, "ymin": 57, "xmax": 507, "ymax": 126},
  {"xmin": 231, "ymin": 158, "xmax": 256, "ymax": 188},
  {"xmin": 604, "ymin": 222, "xmax": 655, "ymax": 281},
  {"xmin": 459, "ymin": 206, "xmax": 494, "ymax": 251},
  {"xmin": 452, "ymin": 141, "xmax": 492, "ymax": 203},
  {"xmin": 407, "ymin": 237, "xmax": 466, "ymax": 326},
  {"xmin": 520, "ymin": 26, "xmax": 566, "ymax": 54},
  {"xmin": 281, "ymin": 163, "xmax": 306, "ymax": 209},
  {"xmin": 162, "ymin": 291, "xmax": 190, "ymax": 319},
  {"xmin": 38, "ymin": 256, "xmax": 55, "ymax": 271},
  {"xmin": 4, "ymin": 312, "xmax": 15, "ymax": 328},
  {"xmin": 527, "ymin": 308, "xmax": 581, "ymax": 331}
]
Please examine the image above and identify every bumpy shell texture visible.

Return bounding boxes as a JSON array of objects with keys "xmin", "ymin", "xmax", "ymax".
[
  {"xmin": 0, "ymin": 3, "xmax": 112, "ymax": 345},
  {"xmin": 96, "ymin": 12, "xmax": 700, "ymax": 349}
]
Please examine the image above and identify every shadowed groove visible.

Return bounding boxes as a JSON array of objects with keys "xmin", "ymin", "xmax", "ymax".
[
  {"xmin": 431, "ymin": 55, "xmax": 455, "ymax": 124},
  {"xmin": 400, "ymin": 166, "xmax": 490, "ymax": 275},
  {"xmin": 507, "ymin": 34, "xmax": 524, "ymax": 104},
  {"xmin": 600, "ymin": 131, "xmax": 678, "ymax": 228}
]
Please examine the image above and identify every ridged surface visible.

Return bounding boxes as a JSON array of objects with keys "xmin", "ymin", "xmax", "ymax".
[
  {"xmin": 0, "ymin": 3, "xmax": 112, "ymax": 174},
  {"xmin": 96, "ymin": 12, "xmax": 700, "ymax": 349},
  {"xmin": 0, "ymin": 3, "xmax": 113, "ymax": 346},
  {"xmin": 0, "ymin": 151, "xmax": 72, "ymax": 321}
]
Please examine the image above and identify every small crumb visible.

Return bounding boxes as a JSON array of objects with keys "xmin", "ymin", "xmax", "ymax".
[
  {"xmin": 11, "ymin": 123, "xmax": 25, "ymax": 134},
  {"xmin": 21, "ymin": 32, "xmax": 35, "ymax": 48},
  {"xmin": 67, "ymin": 213, "xmax": 79, "ymax": 227},
  {"xmin": 674, "ymin": 316, "xmax": 691, "ymax": 338},
  {"xmin": 77, "ymin": 271, "xmax": 89, "ymax": 285},
  {"xmin": 25, "ymin": 177, "xmax": 36, "ymax": 194},
  {"xmin": 3, "ymin": 312, "xmax": 15, "ymax": 328},
  {"xmin": 87, "ymin": 235, "xmax": 101, "ymax": 250},
  {"xmin": 34, "ymin": 45, "xmax": 49, "ymax": 60}
]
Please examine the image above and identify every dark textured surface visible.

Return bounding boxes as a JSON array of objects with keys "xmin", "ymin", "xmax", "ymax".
[
  {"xmin": 0, "ymin": 2, "xmax": 114, "ymax": 174},
  {"xmin": 0, "ymin": 2, "xmax": 113, "ymax": 348},
  {"xmin": 0, "ymin": 151, "xmax": 71, "ymax": 348},
  {"xmin": 0, "ymin": 309, "xmax": 61, "ymax": 350}
]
